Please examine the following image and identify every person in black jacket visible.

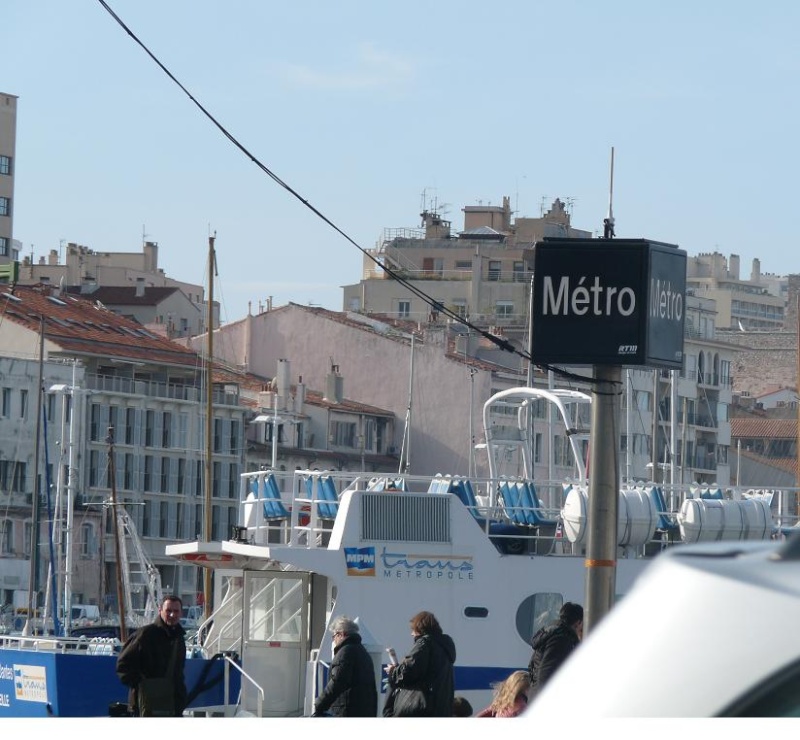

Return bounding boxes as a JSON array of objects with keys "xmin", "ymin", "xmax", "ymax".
[
  {"xmin": 313, "ymin": 616, "xmax": 378, "ymax": 717},
  {"xmin": 528, "ymin": 602, "xmax": 583, "ymax": 695},
  {"xmin": 116, "ymin": 594, "xmax": 187, "ymax": 716},
  {"xmin": 384, "ymin": 610, "xmax": 456, "ymax": 717}
]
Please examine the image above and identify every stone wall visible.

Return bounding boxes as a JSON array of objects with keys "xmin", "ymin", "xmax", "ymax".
[{"xmin": 718, "ymin": 329, "xmax": 797, "ymax": 397}]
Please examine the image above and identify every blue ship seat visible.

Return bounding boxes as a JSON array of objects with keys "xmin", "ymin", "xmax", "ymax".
[
  {"xmin": 303, "ymin": 475, "xmax": 340, "ymax": 520},
  {"xmin": 430, "ymin": 476, "xmax": 525, "ymax": 555},
  {"xmin": 700, "ymin": 487, "xmax": 724, "ymax": 500},
  {"xmin": 649, "ymin": 485, "xmax": 678, "ymax": 533},
  {"xmin": 253, "ymin": 473, "xmax": 290, "ymax": 520}
]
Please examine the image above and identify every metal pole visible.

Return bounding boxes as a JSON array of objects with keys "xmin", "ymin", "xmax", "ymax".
[
  {"xmin": 107, "ymin": 426, "xmax": 128, "ymax": 643},
  {"xmin": 584, "ymin": 365, "xmax": 621, "ymax": 636},
  {"xmin": 64, "ymin": 364, "xmax": 79, "ymax": 635},
  {"xmin": 24, "ymin": 317, "xmax": 45, "ymax": 636},
  {"xmin": 204, "ymin": 234, "xmax": 216, "ymax": 621}
]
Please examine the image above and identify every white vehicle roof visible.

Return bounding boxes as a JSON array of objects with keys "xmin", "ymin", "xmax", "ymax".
[{"xmin": 525, "ymin": 535, "xmax": 800, "ymax": 718}]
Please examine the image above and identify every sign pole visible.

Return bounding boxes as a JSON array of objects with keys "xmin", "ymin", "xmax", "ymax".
[{"xmin": 584, "ymin": 364, "xmax": 621, "ymax": 635}]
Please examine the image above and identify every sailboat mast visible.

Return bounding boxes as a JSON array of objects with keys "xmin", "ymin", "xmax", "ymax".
[
  {"xmin": 23, "ymin": 317, "xmax": 45, "ymax": 635},
  {"xmin": 107, "ymin": 427, "xmax": 128, "ymax": 643},
  {"xmin": 203, "ymin": 234, "xmax": 216, "ymax": 620}
]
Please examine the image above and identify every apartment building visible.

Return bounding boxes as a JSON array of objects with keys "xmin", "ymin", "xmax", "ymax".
[
  {"xmin": 0, "ymin": 284, "xmax": 245, "ymax": 614},
  {"xmin": 0, "ymin": 92, "xmax": 17, "ymax": 264},
  {"xmin": 342, "ymin": 197, "xmax": 590, "ymax": 345},
  {"xmin": 687, "ymin": 251, "xmax": 786, "ymax": 330}
]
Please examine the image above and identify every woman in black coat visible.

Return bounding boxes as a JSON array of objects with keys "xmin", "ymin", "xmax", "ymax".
[
  {"xmin": 385, "ymin": 610, "xmax": 456, "ymax": 717},
  {"xmin": 314, "ymin": 616, "xmax": 378, "ymax": 717}
]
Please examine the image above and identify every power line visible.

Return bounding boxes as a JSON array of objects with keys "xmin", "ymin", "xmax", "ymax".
[{"xmin": 95, "ymin": 1, "xmax": 603, "ymax": 389}]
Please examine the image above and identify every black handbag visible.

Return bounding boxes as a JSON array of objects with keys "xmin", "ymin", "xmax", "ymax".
[{"xmin": 391, "ymin": 686, "xmax": 431, "ymax": 717}]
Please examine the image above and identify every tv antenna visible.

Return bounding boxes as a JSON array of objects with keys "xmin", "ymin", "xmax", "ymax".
[{"xmin": 602, "ymin": 147, "xmax": 615, "ymax": 239}]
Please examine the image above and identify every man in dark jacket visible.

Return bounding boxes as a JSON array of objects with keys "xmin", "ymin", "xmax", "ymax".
[
  {"xmin": 116, "ymin": 594, "xmax": 188, "ymax": 716},
  {"xmin": 529, "ymin": 602, "xmax": 583, "ymax": 694},
  {"xmin": 386, "ymin": 610, "xmax": 457, "ymax": 717},
  {"xmin": 314, "ymin": 616, "xmax": 378, "ymax": 717}
]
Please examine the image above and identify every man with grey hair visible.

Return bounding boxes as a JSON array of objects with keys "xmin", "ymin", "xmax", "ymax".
[{"xmin": 313, "ymin": 615, "xmax": 378, "ymax": 717}]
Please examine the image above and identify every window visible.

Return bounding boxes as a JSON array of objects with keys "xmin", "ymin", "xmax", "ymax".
[
  {"xmin": 0, "ymin": 197, "xmax": 9, "ymax": 217},
  {"xmin": 0, "ymin": 520, "xmax": 13, "ymax": 554},
  {"xmin": 213, "ymin": 418, "xmax": 222, "ymax": 453},
  {"xmin": 0, "ymin": 155, "xmax": 10, "ymax": 175},
  {"xmin": 229, "ymin": 420, "xmax": 240, "ymax": 454},
  {"xmin": 398, "ymin": 300, "xmax": 410, "ymax": 318},
  {"xmin": 89, "ymin": 450, "xmax": 99, "ymax": 487},
  {"xmin": 12, "ymin": 463, "xmax": 26, "ymax": 493},
  {"xmin": 125, "ymin": 408, "xmax": 136, "ymax": 444},
  {"xmin": 80, "ymin": 522, "xmax": 95, "ymax": 557},
  {"xmin": 455, "ymin": 260, "xmax": 472, "ymax": 271},
  {"xmin": 1, "ymin": 388, "xmax": 10, "ymax": 416},
  {"xmin": 124, "ymin": 453, "xmax": 134, "ymax": 490},
  {"xmin": 145, "ymin": 410, "xmax": 154, "ymax": 447},
  {"xmin": 162, "ymin": 411, "xmax": 172, "ymax": 448},
  {"xmin": 177, "ymin": 458, "xmax": 186, "ymax": 495},
  {"xmin": 513, "ymin": 261, "xmax": 525, "ymax": 281},
  {"xmin": 141, "ymin": 500, "xmax": 151, "ymax": 537},
  {"xmin": 0, "ymin": 237, "xmax": 7, "ymax": 257},
  {"xmin": 90, "ymin": 403, "xmax": 102, "ymax": 441},
  {"xmin": 515, "ymin": 592, "xmax": 564, "ymax": 644},
  {"xmin": 160, "ymin": 501, "xmax": 169, "ymax": 538},
  {"xmin": 331, "ymin": 421, "xmax": 357, "ymax": 447},
  {"xmin": 18, "ymin": 389, "xmax": 27, "ymax": 418},
  {"xmin": 488, "ymin": 260, "xmax": 501, "ymax": 281},
  {"xmin": 228, "ymin": 463, "xmax": 238, "ymax": 498},
  {"xmin": 495, "ymin": 301, "xmax": 514, "ymax": 319},
  {"xmin": 161, "ymin": 457, "xmax": 170, "ymax": 493}
]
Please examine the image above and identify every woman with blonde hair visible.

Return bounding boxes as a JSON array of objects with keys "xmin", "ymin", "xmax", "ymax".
[{"xmin": 476, "ymin": 670, "xmax": 532, "ymax": 717}]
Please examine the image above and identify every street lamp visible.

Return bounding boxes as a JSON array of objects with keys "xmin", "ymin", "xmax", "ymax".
[{"xmin": 48, "ymin": 366, "xmax": 87, "ymax": 636}]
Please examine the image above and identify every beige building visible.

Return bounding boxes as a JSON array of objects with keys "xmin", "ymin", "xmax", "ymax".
[
  {"xmin": 342, "ymin": 198, "xmax": 591, "ymax": 349},
  {"xmin": 18, "ymin": 240, "xmax": 215, "ymax": 337},
  {"xmin": 0, "ymin": 92, "xmax": 17, "ymax": 264},
  {"xmin": 687, "ymin": 252, "xmax": 786, "ymax": 330}
]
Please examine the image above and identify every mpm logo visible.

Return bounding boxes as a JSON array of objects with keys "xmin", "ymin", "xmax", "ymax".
[{"xmin": 344, "ymin": 547, "xmax": 376, "ymax": 577}]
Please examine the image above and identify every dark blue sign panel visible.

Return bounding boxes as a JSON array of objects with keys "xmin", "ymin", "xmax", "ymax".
[{"xmin": 532, "ymin": 238, "xmax": 686, "ymax": 369}]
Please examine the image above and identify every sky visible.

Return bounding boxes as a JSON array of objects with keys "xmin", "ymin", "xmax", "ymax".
[{"xmin": 5, "ymin": 0, "xmax": 800, "ymax": 326}]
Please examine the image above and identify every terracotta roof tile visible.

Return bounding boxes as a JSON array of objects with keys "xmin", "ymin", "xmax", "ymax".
[
  {"xmin": 730, "ymin": 418, "xmax": 797, "ymax": 439},
  {"xmin": 1, "ymin": 284, "xmax": 199, "ymax": 368}
]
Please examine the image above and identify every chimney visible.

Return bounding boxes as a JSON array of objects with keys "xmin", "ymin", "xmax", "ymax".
[
  {"xmin": 276, "ymin": 358, "xmax": 291, "ymax": 408},
  {"xmin": 751, "ymin": 258, "xmax": 761, "ymax": 283},
  {"xmin": 48, "ymin": 249, "xmax": 59, "ymax": 266},
  {"xmin": 323, "ymin": 365, "xmax": 343, "ymax": 404},
  {"xmin": 295, "ymin": 376, "xmax": 305, "ymax": 414},
  {"xmin": 135, "ymin": 277, "xmax": 145, "ymax": 298}
]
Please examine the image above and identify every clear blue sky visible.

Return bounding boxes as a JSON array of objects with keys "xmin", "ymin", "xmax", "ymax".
[{"xmin": 6, "ymin": 0, "xmax": 799, "ymax": 324}]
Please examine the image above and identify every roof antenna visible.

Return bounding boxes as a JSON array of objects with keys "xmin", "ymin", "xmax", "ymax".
[{"xmin": 602, "ymin": 146, "xmax": 615, "ymax": 239}]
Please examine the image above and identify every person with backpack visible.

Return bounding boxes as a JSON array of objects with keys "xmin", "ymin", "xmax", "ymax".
[{"xmin": 528, "ymin": 602, "xmax": 583, "ymax": 695}]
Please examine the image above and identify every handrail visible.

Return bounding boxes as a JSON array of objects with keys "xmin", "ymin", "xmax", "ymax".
[{"xmin": 223, "ymin": 653, "xmax": 264, "ymax": 717}]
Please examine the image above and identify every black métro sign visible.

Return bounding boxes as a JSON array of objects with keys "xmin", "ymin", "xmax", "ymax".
[{"xmin": 532, "ymin": 238, "xmax": 686, "ymax": 369}]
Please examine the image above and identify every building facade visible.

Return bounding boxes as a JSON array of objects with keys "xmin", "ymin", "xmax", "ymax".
[
  {"xmin": 0, "ymin": 92, "xmax": 17, "ymax": 264},
  {"xmin": 0, "ymin": 284, "xmax": 245, "ymax": 619}
]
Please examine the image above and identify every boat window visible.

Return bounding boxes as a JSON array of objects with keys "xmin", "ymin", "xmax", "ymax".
[
  {"xmin": 515, "ymin": 593, "xmax": 563, "ymax": 644},
  {"xmin": 463, "ymin": 607, "xmax": 488, "ymax": 618}
]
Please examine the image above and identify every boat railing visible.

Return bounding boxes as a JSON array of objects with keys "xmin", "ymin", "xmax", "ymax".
[
  {"xmin": 0, "ymin": 633, "xmax": 122, "ymax": 654},
  {"xmin": 238, "ymin": 469, "xmax": 800, "ymax": 554},
  {"xmin": 222, "ymin": 653, "xmax": 264, "ymax": 717}
]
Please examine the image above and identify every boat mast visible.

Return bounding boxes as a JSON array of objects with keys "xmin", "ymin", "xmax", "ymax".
[
  {"xmin": 107, "ymin": 426, "xmax": 128, "ymax": 642},
  {"xmin": 398, "ymin": 333, "xmax": 415, "ymax": 474},
  {"xmin": 203, "ymin": 234, "xmax": 216, "ymax": 621},
  {"xmin": 23, "ymin": 317, "xmax": 45, "ymax": 636}
]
